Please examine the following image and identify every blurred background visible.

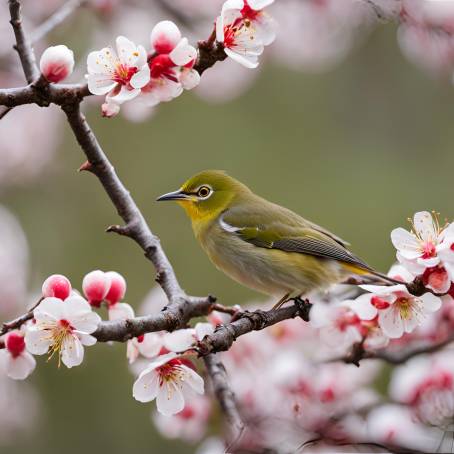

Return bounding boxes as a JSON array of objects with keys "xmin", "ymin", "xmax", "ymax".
[{"xmin": 1, "ymin": 0, "xmax": 454, "ymax": 453}]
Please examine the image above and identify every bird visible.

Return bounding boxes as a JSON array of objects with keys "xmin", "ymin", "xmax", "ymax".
[{"xmin": 157, "ymin": 170, "xmax": 392, "ymax": 310}]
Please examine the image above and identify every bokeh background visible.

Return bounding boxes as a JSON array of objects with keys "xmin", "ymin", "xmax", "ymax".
[{"xmin": 1, "ymin": 0, "xmax": 454, "ymax": 453}]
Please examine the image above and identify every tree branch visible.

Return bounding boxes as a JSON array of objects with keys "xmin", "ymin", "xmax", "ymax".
[
  {"xmin": 196, "ymin": 303, "xmax": 307, "ymax": 356},
  {"xmin": 203, "ymin": 354, "xmax": 245, "ymax": 440},
  {"xmin": 9, "ymin": 0, "xmax": 40, "ymax": 83},
  {"xmin": 93, "ymin": 295, "xmax": 216, "ymax": 342},
  {"xmin": 330, "ymin": 333, "xmax": 454, "ymax": 366}
]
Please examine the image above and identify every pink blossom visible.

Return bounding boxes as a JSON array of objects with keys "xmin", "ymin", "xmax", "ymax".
[
  {"xmin": 86, "ymin": 36, "xmax": 150, "ymax": 114},
  {"xmin": 152, "ymin": 394, "xmax": 211, "ymax": 442},
  {"xmin": 216, "ymin": 0, "xmax": 266, "ymax": 68},
  {"xmin": 42, "ymin": 274, "xmax": 72, "ymax": 300},
  {"xmin": 133, "ymin": 352, "xmax": 204, "ymax": 415},
  {"xmin": 104, "ymin": 271, "xmax": 127, "ymax": 306},
  {"xmin": 0, "ymin": 331, "xmax": 36, "ymax": 380},
  {"xmin": 25, "ymin": 296, "xmax": 101, "ymax": 368},
  {"xmin": 82, "ymin": 270, "xmax": 111, "ymax": 307},
  {"xmin": 353, "ymin": 284, "xmax": 441, "ymax": 338},
  {"xmin": 39, "ymin": 45, "xmax": 74, "ymax": 83},
  {"xmin": 142, "ymin": 21, "xmax": 199, "ymax": 106}
]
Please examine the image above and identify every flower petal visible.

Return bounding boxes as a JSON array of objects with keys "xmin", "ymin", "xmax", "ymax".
[
  {"xmin": 163, "ymin": 329, "xmax": 195, "ymax": 352},
  {"xmin": 108, "ymin": 302, "xmax": 135, "ymax": 321},
  {"xmin": 194, "ymin": 323, "xmax": 214, "ymax": 341},
  {"xmin": 179, "ymin": 68, "xmax": 200, "ymax": 90},
  {"xmin": 379, "ymin": 307, "xmax": 404, "ymax": 339},
  {"xmin": 420, "ymin": 293, "xmax": 442, "ymax": 313},
  {"xmin": 87, "ymin": 74, "xmax": 117, "ymax": 96},
  {"xmin": 77, "ymin": 332, "xmax": 97, "ymax": 346},
  {"xmin": 34, "ymin": 297, "xmax": 64, "ymax": 323},
  {"xmin": 4, "ymin": 351, "xmax": 36, "ymax": 380},
  {"xmin": 25, "ymin": 328, "xmax": 52, "ymax": 355},
  {"xmin": 390, "ymin": 228, "xmax": 421, "ymax": 259},
  {"xmin": 247, "ymin": 0, "xmax": 274, "ymax": 9},
  {"xmin": 169, "ymin": 38, "xmax": 197, "ymax": 66},
  {"xmin": 116, "ymin": 36, "xmax": 140, "ymax": 66},
  {"xmin": 87, "ymin": 47, "xmax": 117, "ymax": 74},
  {"xmin": 414, "ymin": 211, "xmax": 437, "ymax": 243},
  {"xmin": 224, "ymin": 47, "xmax": 259, "ymax": 68},
  {"xmin": 61, "ymin": 335, "xmax": 84, "ymax": 368},
  {"xmin": 350, "ymin": 294, "xmax": 378, "ymax": 320},
  {"xmin": 181, "ymin": 365, "xmax": 204, "ymax": 394},
  {"xmin": 130, "ymin": 67, "xmax": 150, "ymax": 89},
  {"xmin": 156, "ymin": 381, "xmax": 185, "ymax": 415},
  {"xmin": 108, "ymin": 86, "xmax": 140, "ymax": 104},
  {"xmin": 133, "ymin": 369, "xmax": 160, "ymax": 402},
  {"xmin": 150, "ymin": 20, "xmax": 181, "ymax": 54}
]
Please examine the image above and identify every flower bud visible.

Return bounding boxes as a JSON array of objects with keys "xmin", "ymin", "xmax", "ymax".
[
  {"xmin": 105, "ymin": 271, "xmax": 127, "ymax": 306},
  {"xmin": 82, "ymin": 270, "xmax": 110, "ymax": 307},
  {"xmin": 39, "ymin": 45, "xmax": 74, "ymax": 83},
  {"xmin": 6, "ymin": 331, "xmax": 25, "ymax": 358},
  {"xmin": 42, "ymin": 274, "xmax": 72, "ymax": 300},
  {"xmin": 101, "ymin": 100, "xmax": 120, "ymax": 118}
]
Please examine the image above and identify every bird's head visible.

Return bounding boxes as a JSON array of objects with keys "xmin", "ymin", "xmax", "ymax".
[{"xmin": 157, "ymin": 170, "xmax": 251, "ymax": 222}]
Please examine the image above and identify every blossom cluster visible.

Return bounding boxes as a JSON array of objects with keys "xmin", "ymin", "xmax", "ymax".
[
  {"xmin": 33, "ymin": 0, "xmax": 276, "ymax": 118},
  {"xmin": 0, "ymin": 270, "xmax": 126, "ymax": 376}
]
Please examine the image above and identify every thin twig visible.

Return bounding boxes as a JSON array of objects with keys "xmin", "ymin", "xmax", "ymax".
[
  {"xmin": 31, "ymin": 0, "xmax": 86, "ymax": 44},
  {"xmin": 8, "ymin": 0, "xmax": 40, "ymax": 83},
  {"xmin": 203, "ymin": 354, "xmax": 245, "ymax": 441},
  {"xmin": 0, "ymin": 297, "xmax": 43, "ymax": 337},
  {"xmin": 328, "ymin": 334, "xmax": 454, "ymax": 366}
]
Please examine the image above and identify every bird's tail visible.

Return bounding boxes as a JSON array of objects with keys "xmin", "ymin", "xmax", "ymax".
[{"xmin": 342, "ymin": 263, "xmax": 401, "ymax": 285}]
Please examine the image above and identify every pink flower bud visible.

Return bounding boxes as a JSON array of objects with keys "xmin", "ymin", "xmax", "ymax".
[
  {"xmin": 39, "ymin": 45, "xmax": 74, "ymax": 83},
  {"xmin": 105, "ymin": 271, "xmax": 127, "ymax": 306},
  {"xmin": 101, "ymin": 99, "xmax": 120, "ymax": 118},
  {"xmin": 82, "ymin": 270, "xmax": 111, "ymax": 307},
  {"xmin": 42, "ymin": 274, "xmax": 72, "ymax": 300},
  {"xmin": 6, "ymin": 331, "xmax": 25, "ymax": 358}
]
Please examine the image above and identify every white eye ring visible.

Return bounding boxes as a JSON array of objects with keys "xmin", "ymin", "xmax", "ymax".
[{"xmin": 197, "ymin": 185, "xmax": 212, "ymax": 199}]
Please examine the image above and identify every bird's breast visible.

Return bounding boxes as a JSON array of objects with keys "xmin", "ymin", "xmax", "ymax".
[{"xmin": 196, "ymin": 221, "xmax": 344, "ymax": 297}]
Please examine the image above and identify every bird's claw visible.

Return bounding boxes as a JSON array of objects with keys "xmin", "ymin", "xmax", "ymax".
[{"xmin": 293, "ymin": 297, "xmax": 312, "ymax": 322}]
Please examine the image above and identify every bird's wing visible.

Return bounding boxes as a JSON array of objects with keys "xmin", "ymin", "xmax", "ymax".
[{"xmin": 221, "ymin": 207, "xmax": 371, "ymax": 271}]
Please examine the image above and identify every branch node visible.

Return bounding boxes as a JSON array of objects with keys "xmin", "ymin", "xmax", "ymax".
[
  {"xmin": 106, "ymin": 224, "xmax": 133, "ymax": 236},
  {"xmin": 78, "ymin": 160, "xmax": 94, "ymax": 172}
]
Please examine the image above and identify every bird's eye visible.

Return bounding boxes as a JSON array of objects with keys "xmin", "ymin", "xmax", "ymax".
[{"xmin": 197, "ymin": 186, "xmax": 211, "ymax": 198}]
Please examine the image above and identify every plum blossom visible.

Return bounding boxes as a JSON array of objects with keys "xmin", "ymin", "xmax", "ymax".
[
  {"xmin": 367, "ymin": 404, "xmax": 441, "ymax": 452},
  {"xmin": 310, "ymin": 301, "xmax": 363, "ymax": 355},
  {"xmin": 216, "ymin": 0, "xmax": 266, "ymax": 68},
  {"xmin": 152, "ymin": 394, "xmax": 211, "ymax": 442},
  {"xmin": 39, "ymin": 45, "xmax": 74, "ymax": 83},
  {"xmin": 82, "ymin": 269, "xmax": 111, "ymax": 307},
  {"xmin": 86, "ymin": 36, "xmax": 150, "ymax": 114},
  {"xmin": 390, "ymin": 353, "xmax": 454, "ymax": 428},
  {"xmin": 391, "ymin": 211, "xmax": 448, "ymax": 272},
  {"xmin": 142, "ymin": 21, "xmax": 199, "ymax": 106},
  {"xmin": 163, "ymin": 323, "xmax": 214, "ymax": 352},
  {"xmin": 42, "ymin": 274, "xmax": 72, "ymax": 300},
  {"xmin": 133, "ymin": 352, "xmax": 204, "ymax": 415},
  {"xmin": 0, "ymin": 331, "xmax": 36, "ymax": 380},
  {"xmin": 25, "ymin": 296, "xmax": 101, "ymax": 368},
  {"xmin": 127, "ymin": 332, "xmax": 164, "ymax": 364},
  {"xmin": 352, "ymin": 283, "xmax": 441, "ymax": 338},
  {"xmin": 104, "ymin": 271, "xmax": 126, "ymax": 305}
]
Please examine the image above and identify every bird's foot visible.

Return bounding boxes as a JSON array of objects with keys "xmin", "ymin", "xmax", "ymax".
[{"xmin": 293, "ymin": 297, "xmax": 312, "ymax": 322}]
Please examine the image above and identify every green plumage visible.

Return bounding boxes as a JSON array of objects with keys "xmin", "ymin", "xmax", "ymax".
[{"xmin": 157, "ymin": 170, "xmax": 376, "ymax": 300}]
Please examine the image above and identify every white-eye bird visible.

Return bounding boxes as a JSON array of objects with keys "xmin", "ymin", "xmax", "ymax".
[{"xmin": 157, "ymin": 170, "xmax": 391, "ymax": 308}]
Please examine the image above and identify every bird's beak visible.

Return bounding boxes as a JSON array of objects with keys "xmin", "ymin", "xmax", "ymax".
[{"xmin": 156, "ymin": 189, "xmax": 191, "ymax": 202}]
